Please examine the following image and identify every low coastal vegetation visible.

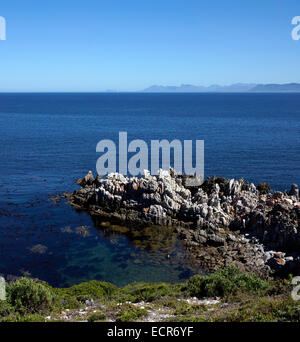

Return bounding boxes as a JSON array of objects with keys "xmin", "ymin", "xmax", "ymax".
[{"xmin": 0, "ymin": 267, "xmax": 298, "ymax": 322}]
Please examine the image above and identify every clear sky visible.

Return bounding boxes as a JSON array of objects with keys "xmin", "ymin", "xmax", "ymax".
[{"xmin": 0, "ymin": 0, "xmax": 300, "ymax": 92}]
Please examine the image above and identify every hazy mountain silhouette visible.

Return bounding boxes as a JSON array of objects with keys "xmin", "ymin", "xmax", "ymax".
[
  {"xmin": 142, "ymin": 83, "xmax": 256, "ymax": 92},
  {"xmin": 142, "ymin": 83, "xmax": 300, "ymax": 93},
  {"xmin": 250, "ymin": 83, "xmax": 300, "ymax": 92}
]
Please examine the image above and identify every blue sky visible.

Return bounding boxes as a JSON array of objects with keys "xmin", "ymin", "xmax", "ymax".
[{"xmin": 0, "ymin": 0, "xmax": 300, "ymax": 91}]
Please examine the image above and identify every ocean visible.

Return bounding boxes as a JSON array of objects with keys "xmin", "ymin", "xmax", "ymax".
[{"xmin": 0, "ymin": 92, "xmax": 299, "ymax": 286}]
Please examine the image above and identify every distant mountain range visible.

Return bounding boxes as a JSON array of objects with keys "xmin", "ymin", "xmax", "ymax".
[
  {"xmin": 142, "ymin": 83, "xmax": 300, "ymax": 93},
  {"xmin": 249, "ymin": 83, "xmax": 300, "ymax": 92}
]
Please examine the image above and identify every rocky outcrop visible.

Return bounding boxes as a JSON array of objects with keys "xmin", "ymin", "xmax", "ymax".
[{"xmin": 68, "ymin": 169, "xmax": 300, "ymax": 277}]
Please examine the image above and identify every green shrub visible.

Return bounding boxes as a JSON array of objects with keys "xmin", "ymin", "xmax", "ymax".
[
  {"xmin": 214, "ymin": 296, "xmax": 300, "ymax": 322},
  {"xmin": 118, "ymin": 304, "xmax": 148, "ymax": 322},
  {"xmin": 187, "ymin": 267, "xmax": 269, "ymax": 298},
  {"xmin": 55, "ymin": 293, "xmax": 81, "ymax": 310},
  {"xmin": 7, "ymin": 278, "xmax": 56, "ymax": 314},
  {"xmin": 265, "ymin": 277, "xmax": 291, "ymax": 296},
  {"xmin": 118, "ymin": 282, "xmax": 182, "ymax": 303},
  {"xmin": 0, "ymin": 300, "xmax": 13, "ymax": 317},
  {"xmin": 88, "ymin": 312, "xmax": 107, "ymax": 322},
  {"xmin": 56, "ymin": 280, "xmax": 116, "ymax": 302}
]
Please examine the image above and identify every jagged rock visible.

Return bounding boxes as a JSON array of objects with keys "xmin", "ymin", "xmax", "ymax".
[
  {"xmin": 226, "ymin": 179, "xmax": 242, "ymax": 196},
  {"xmin": 289, "ymin": 184, "xmax": 299, "ymax": 200},
  {"xmin": 207, "ymin": 234, "xmax": 225, "ymax": 246},
  {"xmin": 77, "ymin": 171, "xmax": 95, "ymax": 187},
  {"xmin": 68, "ymin": 169, "xmax": 300, "ymax": 277}
]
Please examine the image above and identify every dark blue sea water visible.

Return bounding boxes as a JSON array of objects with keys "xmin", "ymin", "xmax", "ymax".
[{"xmin": 0, "ymin": 93, "xmax": 299, "ymax": 287}]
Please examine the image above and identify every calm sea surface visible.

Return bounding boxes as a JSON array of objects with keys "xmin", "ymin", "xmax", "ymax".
[{"xmin": 0, "ymin": 93, "xmax": 299, "ymax": 286}]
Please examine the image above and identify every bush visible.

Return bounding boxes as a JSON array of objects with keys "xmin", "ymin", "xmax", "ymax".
[
  {"xmin": 0, "ymin": 300, "xmax": 13, "ymax": 317},
  {"xmin": 118, "ymin": 304, "xmax": 148, "ymax": 322},
  {"xmin": 257, "ymin": 182, "xmax": 271, "ymax": 195},
  {"xmin": 88, "ymin": 312, "xmax": 107, "ymax": 322},
  {"xmin": 119, "ymin": 282, "xmax": 182, "ymax": 303},
  {"xmin": 214, "ymin": 296, "xmax": 300, "ymax": 322},
  {"xmin": 7, "ymin": 278, "xmax": 56, "ymax": 314},
  {"xmin": 56, "ymin": 280, "xmax": 116, "ymax": 302},
  {"xmin": 187, "ymin": 267, "xmax": 269, "ymax": 298}
]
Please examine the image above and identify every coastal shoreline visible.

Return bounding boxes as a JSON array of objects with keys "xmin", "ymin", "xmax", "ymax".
[{"xmin": 67, "ymin": 169, "xmax": 300, "ymax": 279}]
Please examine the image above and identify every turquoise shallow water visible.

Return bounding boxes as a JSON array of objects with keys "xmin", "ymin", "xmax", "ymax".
[
  {"xmin": 0, "ymin": 197, "xmax": 200, "ymax": 287},
  {"xmin": 0, "ymin": 93, "xmax": 299, "ymax": 286}
]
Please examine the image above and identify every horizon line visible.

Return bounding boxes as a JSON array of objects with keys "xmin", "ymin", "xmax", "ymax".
[{"xmin": 0, "ymin": 91, "xmax": 300, "ymax": 94}]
